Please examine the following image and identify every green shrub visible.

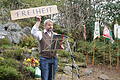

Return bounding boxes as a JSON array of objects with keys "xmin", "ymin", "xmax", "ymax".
[
  {"xmin": 0, "ymin": 38, "xmax": 11, "ymax": 46},
  {"xmin": 24, "ymin": 66, "xmax": 35, "ymax": 74},
  {"xmin": 57, "ymin": 50, "xmax": 70, "ymax": 57},
  {"xmin": 1, "ymin": 47, "xmax": 25, "ymax": 60},
  {"xmin": 19, "ymin": 35, "xmax": 38, "ymax": 48},
  {"xmin": 0, "ymin": 58, "xmax": 20, "ymax": 70},
  {"xmin": 0, "ymin": 66, "xmax": 23, "ymax": 80},
  {"xmin": 74, "ymin": 52, "xmax": 85, "ymax": 62},
  {"xmin": 0, "ymin": 56, "xmax": 4, "ymax": 61},
  {"xmin": 23, "ymin": 66, "xmax": 36, "ymax": 79}
]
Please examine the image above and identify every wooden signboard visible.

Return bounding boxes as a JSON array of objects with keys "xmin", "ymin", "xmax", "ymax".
[{"xmin": 10, "ymin": 5, "xmax": 58, "ymax": 20}]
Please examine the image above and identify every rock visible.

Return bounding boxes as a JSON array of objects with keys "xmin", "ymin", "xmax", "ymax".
[
  {"xmin": 0, "ymin": 22, "xmax": 31, "ymax": 44},
  {"xmin": 7, "ymin": 31, "xmax": 26, "ymax": 44},
  {"xmin": 3, "ymin": 22, "xmax": 22, "ymax": 31},
  {"xmin": 0, "ymin": 24, "xmax": 5, "ymax": 31},
  {"xmin": 22, "ymin": 26, "xmax": 31, "ymax": 35},
  {"xmin": 0, "ymin": 22, "xmax": 27, "ymax": 44},
  {"xmin": 0, "ymin": 31, "xmax": 7, "ymax": 35},
  {"xmin": 63, "ymin": 66, "xmax": 72, "ymax": 75},
  {"xmin": 84, "ymin": 68, "xmax": 93, "ymax": 76},
  {"xmin": 57, "ymin": 74, "xmax": 71, "ymax": 80},
  {"xmin": 0, "ymin": 35, "xmax": 5, "ymax": 39},
  {"xmin": 31, "ymin": 47, "xmax": 39, "ymax": 57},
  {"xmin": 23, "ymin": 52, "xmax": 31, "ymax": 58},
  {"xmin": 60, "ymin": 58, "xmax": 69, "ymax": 63},
  {"xmin": 98, "ymin": 74, "xmax": 109, "ymax": 80},
  {"xmin": 0, "ymin": 24, "xmax": 7, "ymax": 39},
  {"xmin": 78, "ymin": 63, "xmax": 87, "ymax": 68}
]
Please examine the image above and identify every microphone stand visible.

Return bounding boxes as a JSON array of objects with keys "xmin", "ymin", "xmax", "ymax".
[
  {"xmin": 51, "ymin": 30, "xmax": 54, "ymax": 80},
  {"xmin": 66, "ymin": 39, "xmax": 80, "ymax": 80},
  {"xmin": 50, "ymin": 30, "xmax": 59, "ymax": 80}
]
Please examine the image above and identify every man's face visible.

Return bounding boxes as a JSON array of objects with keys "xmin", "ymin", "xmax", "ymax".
[{"xmin": 45, "ymin": 21, "xmax": 53, "ymax": 31}]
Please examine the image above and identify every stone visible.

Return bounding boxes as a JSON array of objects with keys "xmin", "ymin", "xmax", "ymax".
[
  {"xmin": 22, "ymin": 26, "xmax": 31, "ymax": 35},
  {"xmin": 98, "ymin": 74, "xmax": 109, "ymax": 80},
  {"xmin": 84, "ymin": 68, "xmax": 93, "ymax": 76},
  {"xmin": 3, "ymin": 22, "xmax": 22, "ymax": 31},
  {"xmin": 0, "ymin": 35, "xmax": 5, "ymax": 39},
  {"xmin": 0, "ymin": 31, "xmax": 7, "ymax": 35},
  {"xmin": 63, "ymin": 66, "xmax": 72, "ymax": 75},
  {"xmin": 0, "ymin": 22, "xmax": 31, "ymax": 44},
  {"xmin": 78, "ymin": 63, "xmax": 87, "ymax": 68},
  {"xmin": 0, "ymin": 24, "xmax": 7, "ymax": 39},
  {"xmin": 0, "ymin": 24, "xmax": 5, "ymax": 31},
  {"xmin": 7, "ymin": 31, "xmax": 26, "ymax": 44}
]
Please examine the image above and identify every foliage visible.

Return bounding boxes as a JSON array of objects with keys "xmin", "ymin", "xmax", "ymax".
[
  {"xmin": 56, "ymin": 0, "xmax": 94, "ymax": 41},
  {"xmin": 57, "ymin": 50, "xmax": 70, "ymax": 57},
  {"xmin": 0, "ymin": 44, "xmax": 13, "ymax": 49},
  {"xmin": 24, "ymin": 66, "xmax": 35, "ymax": 75},
  {"xmin": 95, "ymin": 1, "xmax": 120, "ymax": 26},
  {"xmin": 73, "ymin": 52, "xmax": 85, "ymax": 62},
  {"xmin": 22, "ymin": 57, "xmax": 40, "ymax": 79},
  {"xmin": 19, "ymin": 35, "xmax": 38, "ymax": 48},
  {"xmin": 77, "ymin": 40, "xmax": 120, "ymax": 65},
  {"xmin": 1, "ymin": 47, "xmax": 25, "ymax": 60},
  {"xmin": 0, "ymin": 56, "xmax": 4, "ymax": 61},
  {"xmin": 0, "ymin": 1, "xmax": 120, "ymax": 79},
  {"xmin": 0, "ymin": 58, "xmax": 20, "ymax": 70},
  {"xmin": 0, "ymin": 38, "xmax": 11, "ymax": 46},
  {"xmin": 0, "ymin": 66, "xmax": 23, "ymax": 80},
  {"xmin": 57, "ymin": 38, "xmax": 120, "ymax": 66}
]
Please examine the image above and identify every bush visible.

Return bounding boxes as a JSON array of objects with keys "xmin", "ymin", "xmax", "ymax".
[
  {"xmin": 19, "ymin": 35, "xmax": 38, "ymax": 48},
  {"xmin": 57, "ymin": 50, "xmax": 70, "ymax": 57},
  {"xmin": 0, "ymin": 58, "xmax": 20, "ymax": 70},
  {"xmin": 1, "ymin": 47, "xmax": 25, "ymax": 61},
  {"xmin": 0, "ymin": 38, "xmax": 11, "ymax": 46},
  {"xmin": 0, "ymin": 66, "xmax": 23, "ymax": 80},
  {"xmin": 74, "ymin": 52, "xmax": 85, "ymax": 62}
]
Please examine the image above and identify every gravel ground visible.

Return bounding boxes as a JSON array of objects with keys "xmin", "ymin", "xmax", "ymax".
[
  {"xmin": 34, "ymin": 66, "xmax": 120, "ymax": 80},
  {"xmin": 56, "ymin": 66, "xmax": 120, "ymax": 80}
]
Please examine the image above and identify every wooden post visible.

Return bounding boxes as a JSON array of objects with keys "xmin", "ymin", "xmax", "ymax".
[
  {"xmin": 92, "ymin": 40, "xmax": 95, "ymax": 66},
  {"xmin": 116, "ymin": 40, "xmax": 120, "ymax": 70},
  {"xmin": 109, "ymin": 51, "xmax": 112, "ymax": 69},
  {"xmin": 86, "ymin": 52, "xmax": 89, "ymax": 65},
  {"xmin": 109, "ymin": 43, "xmax": 112, "ymax": 70},
  {"xmin": 116, "ymin": 56, "xmax": 119, "ymax": 70}
]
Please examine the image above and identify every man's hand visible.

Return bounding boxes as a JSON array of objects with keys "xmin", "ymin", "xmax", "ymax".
[{"xmin": 35, "ymin": 15, "xmax": 41, "ymax": 22}]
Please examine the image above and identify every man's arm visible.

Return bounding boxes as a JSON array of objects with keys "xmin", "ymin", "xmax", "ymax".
[{"xmin": 31, "ymin": 16, "xmax": 42, "ymax": 40}]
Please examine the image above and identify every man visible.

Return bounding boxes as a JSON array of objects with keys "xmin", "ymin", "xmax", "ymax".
[{"xmin": 31, "ymin": 16, "xmax": 58, "ymax": 80}]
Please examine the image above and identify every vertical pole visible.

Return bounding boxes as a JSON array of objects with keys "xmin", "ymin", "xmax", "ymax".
[
  {"xmin": 84, "ymin": 24, "xmax": 88, "ymax": 65},
  {"xmin": 92, "ymin": 40, "xmax": 95, "ymax": 66},
  {"xmin": 109, "ymin": 42, "xmax": 112, "ymax": 70},
  {"xmin": 116, "ymin": 40, "xmax": 120, "ymax": 70},
  {"xmin": 86, "ymin": 50, "xmax": 89, "ymax": 65},
  {"xmin": 116, "ymin": 55, "xmax": 119, "ymax": 70}
]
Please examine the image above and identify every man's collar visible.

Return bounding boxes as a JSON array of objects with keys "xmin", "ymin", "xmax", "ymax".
[
  {"xmin": 43, "ymin": 29, "xmax": 47, "ymax": 33},
  {"xmin": 43, "ymin": 29, "xmax": 54, "ymax": 33}
]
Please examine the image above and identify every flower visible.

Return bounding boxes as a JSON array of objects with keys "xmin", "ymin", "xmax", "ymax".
[
  {"xmin": 35, "ymin": 60, "xmax": 39, "ymax": 64},
  {"xmin": 26, "ymin": 58, "xmax": 31, "ymax": 62},
  {"xmin": 23, "ymin": 57, "xmax": 39, "ymax": 67}
]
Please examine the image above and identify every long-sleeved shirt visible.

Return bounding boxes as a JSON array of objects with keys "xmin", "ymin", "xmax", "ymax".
[
  {"xmin": 31, "ymin": 21, "xmax": 64, "ymax": 50},
  {"xmin": 31, "ymin": 21, "xmax": 53, "ymax": 40}
]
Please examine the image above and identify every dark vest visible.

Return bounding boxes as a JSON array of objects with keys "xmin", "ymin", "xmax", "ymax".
[{"xmin": 39, "ymin": 32, "xmax": 56, "ymax": 58}]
